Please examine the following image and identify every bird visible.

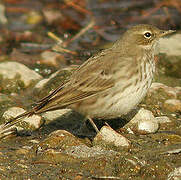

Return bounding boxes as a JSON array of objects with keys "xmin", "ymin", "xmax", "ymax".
[{"xmin": 0, "ymin": 24, "xmax": 175, "ymax": 134}]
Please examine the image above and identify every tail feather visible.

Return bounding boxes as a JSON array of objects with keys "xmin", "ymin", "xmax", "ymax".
[
  {"xmin": 0, "ymin": 83, "xmax": 66, "ymax": 136},
  {"xmin": 36, "ymin": 83, "xmax": 64, "ymax": 104},
  {"xmin": 4, "ymin": 110, "xmax": 35, "ymax": 128},
  {"xmin": 0, "ymin": 109, "xmax": 36, "ymax": 137},
  {"xmin": 0, "ymin": 94, "xmax": 52, "ymax": 135}
]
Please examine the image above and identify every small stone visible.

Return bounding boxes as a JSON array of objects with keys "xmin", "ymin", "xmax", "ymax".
[
  {"xmin": 129, "ymin": 108, "xmax": 155, "ymax": 123},
  {"xmin": 136, "ymin": 120, "xmax": 159, "ymax": 135},
  {"xmin": 155, "ymin": 116, "xmax": 171, "ymax": 124},
  {"xmin": 93, "ymin": 126, "xmax": 130, "ymax": 147},
  {"xmin": 29, "ymin": 139, "xmax": 39, "ymax": 144},
  {"xmin": 164, "ymin": 99, "xmax": 181, "ymax": 112},
  {"xmin": 149, "ymin": 83, "xmax": 177, "ymax": 98},
  {"xmin": 42, "ymin": 109, "xmax": 71, "ymax": 121},
  {"xmin": 36, "ymin": 130, "xmax": 83, "ymax": 152},
  {"xmin": 125, "ymin": 108, "xmax": 159, "ymax": 134},
  {"xmin": 0, "ymin": 62, "xmax": 42, "ymax": 87},
  {"xmin": 40, "ymin": 50, "xmax": 65, "ymax": 66},
  {"xmin": 2, "ymin": 107, "xmax": 42, "ymax": 130},
  {"xmin": 163, "ymin": 148, "xmax": 181, "ymax": 154}
]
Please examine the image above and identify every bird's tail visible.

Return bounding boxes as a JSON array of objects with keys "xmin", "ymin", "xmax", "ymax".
[
  {"xmin": 0, "ymin": 83, "xmax": 64, "ymax": 138},
  {"xmin": 0, "ymin": 109, "xmax": 35, "ymax": 137}
]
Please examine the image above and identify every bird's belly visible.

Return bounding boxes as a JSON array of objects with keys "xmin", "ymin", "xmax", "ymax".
[
  {"xmin": 84, "ymin": 77, "xmax": 153, "ymax": 119},
  {"xmin": 89, "ymin": 58, "xmax": 155, "ymax": 119},
  {"xmin": 71, "ymin": 58, "xmax": 155, "ymax": 119},
  {"xmin": 104, "ymin": 84, "xmax": 148, "ymax": 117}
]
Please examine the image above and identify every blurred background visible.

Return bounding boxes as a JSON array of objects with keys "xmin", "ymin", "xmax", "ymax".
[
  {"xmin": 0, "ymin": 2, "xmax": 180, "ymax": 179},
  {"xmin": 0, "ymin": 0, "xmax": 180, "ymax": 75}
]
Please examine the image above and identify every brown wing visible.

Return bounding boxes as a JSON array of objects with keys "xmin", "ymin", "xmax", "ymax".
[
  {"xmin": 33, "ymin": 48, "xmax": 118, "ymax": 114},
  {"xmin": 0, "ymin": 46, "xmax": 133, "ymax": 134},
  {"xmin": 0, "ymin": 61, "xmax": 115, "ymax": 135}
]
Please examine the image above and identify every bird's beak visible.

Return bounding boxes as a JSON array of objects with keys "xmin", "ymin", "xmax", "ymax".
[{"xmin": 159, "ymin": 30, "xmax": 176, "ymax": 37}]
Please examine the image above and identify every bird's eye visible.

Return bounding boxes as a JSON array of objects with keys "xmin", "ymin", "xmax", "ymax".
[{"xmin": 144, "ymin": 32, "xmax": 152, "ymax": 38}]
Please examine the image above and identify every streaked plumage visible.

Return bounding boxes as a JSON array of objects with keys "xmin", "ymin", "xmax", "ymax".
[{"xmin": 1, "ymin": 24, "xmax": 175, "ymax": 133}]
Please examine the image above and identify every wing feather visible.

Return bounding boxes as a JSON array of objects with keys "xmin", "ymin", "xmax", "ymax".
[{"xmin": 33, "ymin": 49, "xmax": 118, "ymax": 113}]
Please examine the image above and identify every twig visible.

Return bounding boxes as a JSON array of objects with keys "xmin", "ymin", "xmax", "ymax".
[
  {"xmin": 63, "ymin": 0, "xmax": 92, "ymax": 15},
  {"xmin": 48, "ymin": 19, "xmax": 95, "ymax": 54},
  {"xmin": 52, "ymin": 44, "xmax": 78, "ymax": 55},
  {"xmin": 62, "ymin": 18, "xmax": 95, "ymax": 47},
  {"xmin": 47, "ymin": 32, "xmax": 63, "ymax": 45},
  {"xmin": 48, "ymin": 32, "xmax": 77, "ymax": 55}
]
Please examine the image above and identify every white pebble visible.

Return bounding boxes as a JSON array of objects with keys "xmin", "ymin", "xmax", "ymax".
[
  {"xmin": 0, "ymin": 62, "xmax": 42, "ymax": 87},
  {"xmin": 137, "ymin": 120, "xmax": 159, "ymax": 134},
  {"xmin": 3, "ymin": 107, "xmax": 42, "ymax": 129},
  {"xmin": 126, "ymin": 108, "xmax": 159, "ymax": 134},
  {"xmin": 155, "ymin": 116, "xmax": 171, "ymax": 124},
  {"xmin": 94, "ymin": 126, "xmax": 130, "ymax": 147}
]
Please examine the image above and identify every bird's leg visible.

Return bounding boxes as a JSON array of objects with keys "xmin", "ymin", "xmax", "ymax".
[{"xmin": 87, "ymin": 117, "xmax": 99, "ymax": 133}]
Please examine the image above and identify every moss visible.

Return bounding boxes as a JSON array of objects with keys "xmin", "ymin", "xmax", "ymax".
[{"xmin": 0, "ymin": 74, "xmax": 25, "ymax": 94}]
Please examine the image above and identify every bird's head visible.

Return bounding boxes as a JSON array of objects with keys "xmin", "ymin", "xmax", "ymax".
[{"xmin": 122, "ymin": 24, "xmax": 175, "ymax": 50}]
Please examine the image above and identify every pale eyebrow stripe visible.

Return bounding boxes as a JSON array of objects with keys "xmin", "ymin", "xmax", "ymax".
[{"xmin": 143, "ymin": 30, "xmax": 152, "ymax": 34}]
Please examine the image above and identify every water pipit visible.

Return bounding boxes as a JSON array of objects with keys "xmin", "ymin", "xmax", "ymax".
[{"xmin": 1, "ymin": 24, "xmax": 175, "ymax": 134}]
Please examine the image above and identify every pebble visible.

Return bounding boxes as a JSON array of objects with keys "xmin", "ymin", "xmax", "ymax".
[
  {"xmin": 0, "ymin": 62, "xmax": 42, "ymax": 87},
  {"xmin": 163, "ymin": 148, "xmax": 181, "ymax": 155},
  {"xmin": 136, "ymin": 120, "xmax": 159, "ymax": 135},
  {"xmin": 40, "ymin": 50, "xmax": 65, "ymax": 66},
  {"xmin": 155, "ymin": 116, "xmax": 171, "ymax": 124},
  {"xmin": 93, "ymin": 126, "xmax": 130, "ymax": 147},
  {"xmin": 125, "ymin": 108, "xmax": 159, "ymax": 134},
  {"xmin": 150, "ymin": 82, "xmax": 178, "ymax": 98},
  {"xmin": 2, "ymin": 107, "xmax": 42, "ymax": 130},
  {"xmin": 164, "ymin": 99, "xmax": 181, "ymax": 112},
  {"xmin": 42, "ymin": 109, "xmax": 71, "ymax": 121},
  {"xmin": 36, "ymin": 130, "xmax": 83, "ymax": 153}
]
